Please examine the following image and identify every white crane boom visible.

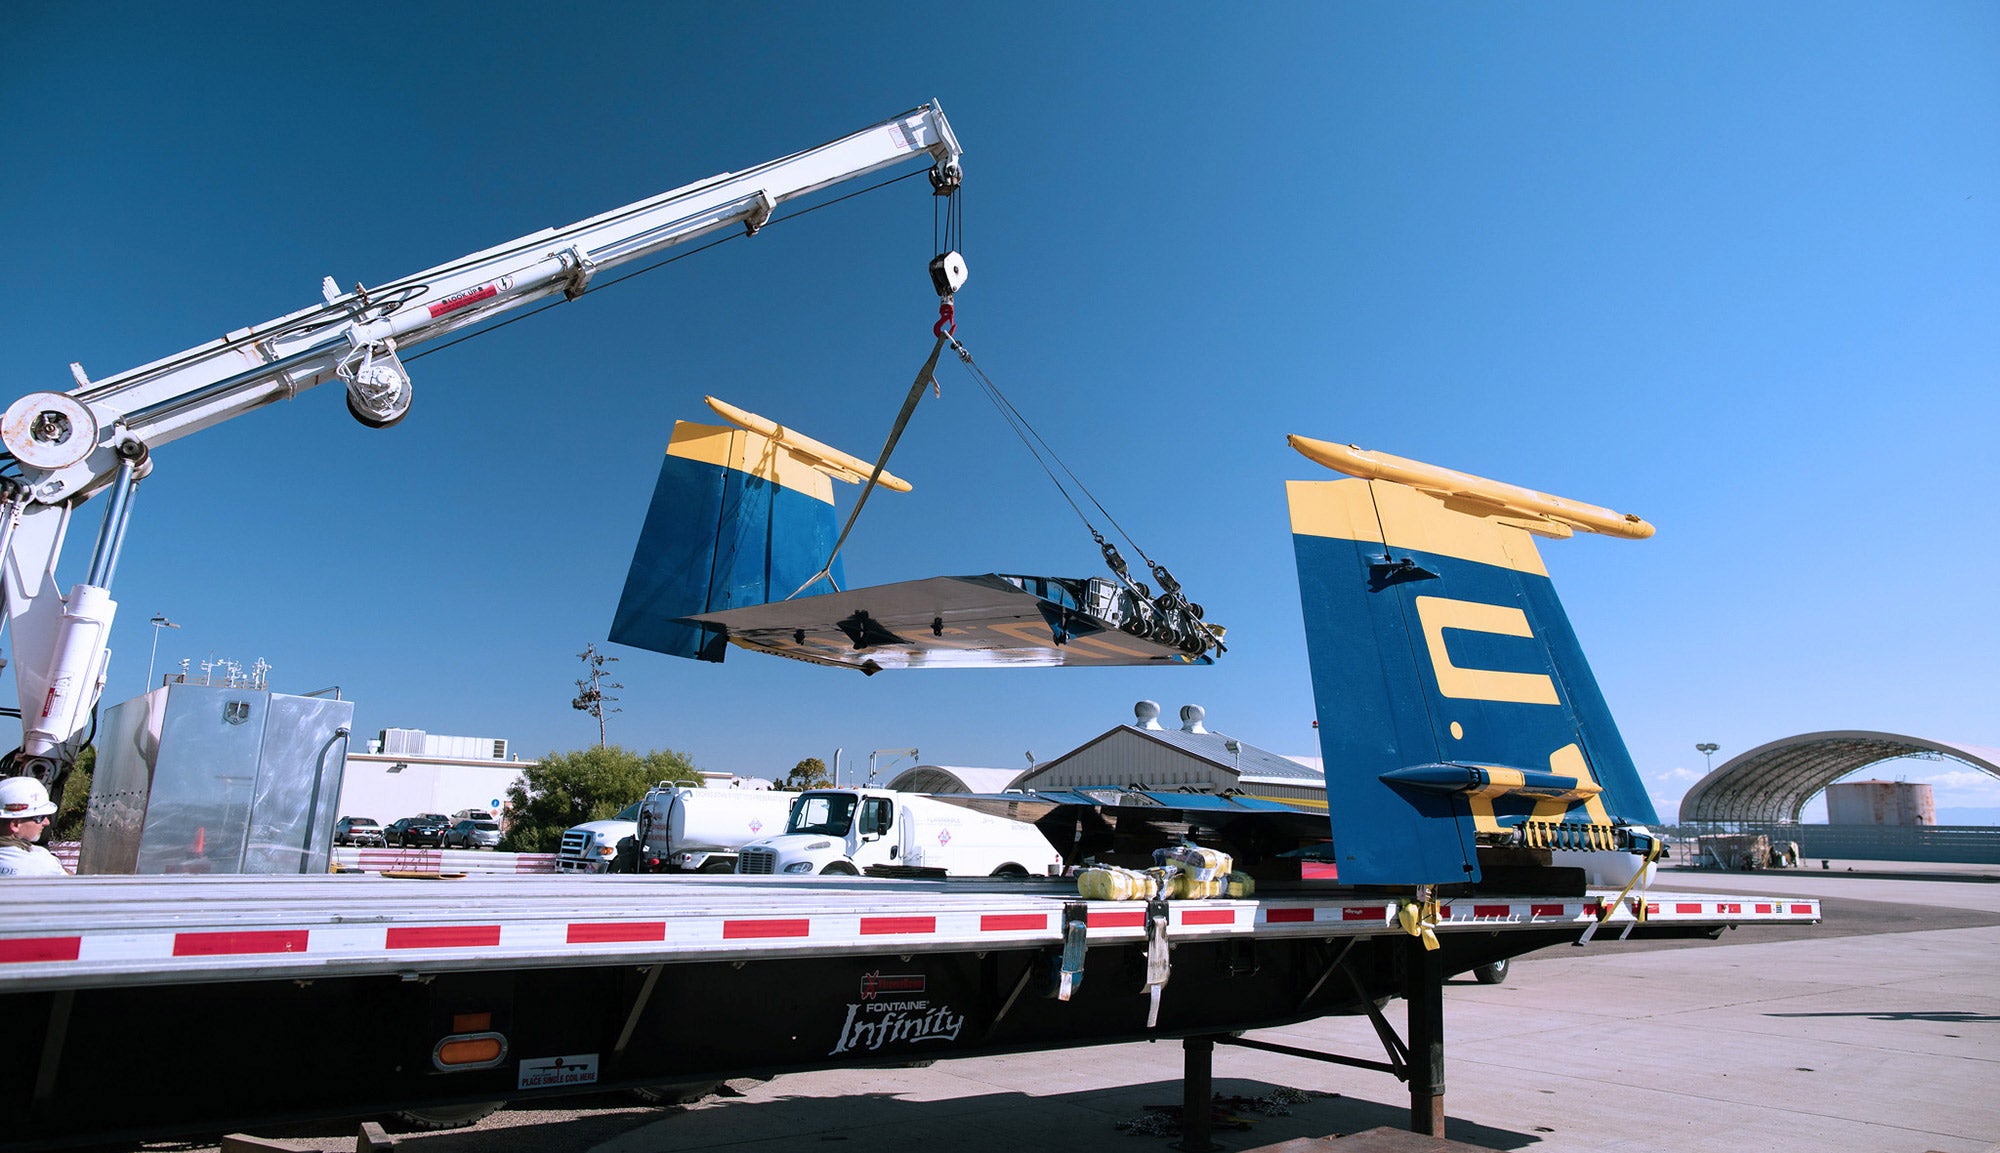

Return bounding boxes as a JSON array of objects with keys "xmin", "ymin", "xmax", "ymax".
[{"xmin": 0, "ymin": 102, "xmax": 963, "ymax": 789}]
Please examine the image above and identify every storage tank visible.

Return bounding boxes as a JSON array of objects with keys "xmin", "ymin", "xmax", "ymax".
[
  {"xmin": 1825, "ymin": 779, "xmax": 1935, "ymax": 826},
  {"xmin": 664, "ymin": 788, "xmax": 796, "ymax": 851}
]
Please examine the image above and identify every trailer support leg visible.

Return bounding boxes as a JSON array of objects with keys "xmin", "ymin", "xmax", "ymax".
[
  {"xmin": 1175, "ymin": 1034, "xmax": 1220, "ymax": 1153},
  {"xmin": 1405, "ymin": 937, "xmax": 1446, "ymax": 1137}
]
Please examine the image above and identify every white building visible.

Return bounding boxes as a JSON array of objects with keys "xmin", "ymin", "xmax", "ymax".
[{"xmin": 335, "ymin": 728, "xmax": 534, "ymax": 825}]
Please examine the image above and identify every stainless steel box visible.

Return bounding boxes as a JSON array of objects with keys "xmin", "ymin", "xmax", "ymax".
[{"xmin": 80, "ymin": 684, "xmax": 355, "ymax": 874}]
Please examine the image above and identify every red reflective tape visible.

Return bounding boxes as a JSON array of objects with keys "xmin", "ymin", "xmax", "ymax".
[
  {"xmin": 1676, "ymin": 902, "xmax": 1704, "ymax": 914},
  {"xmin": 1300, "ymin": 861, "xmax": 1340, "ymax": 880},
  {"xmin": 1181, "ymin": 909, "xmax": 1234, "ymax": 926},
  {"xmin": 174, "ymin": 930, "xmax": 309, "ymax": 957},
  {"xmin": 385, "ymin": 926, "xmax": 501, "ymax": 950},
  {"xmin": 861, "ymin": 916, "xmax": 936, "ymax": 936},
  {"xmin": 428, "ymin": 282, "xmax": 498, "ymax": 318},
  {"xmin": 1473, "ymin": 904, "xmax": 1511, "ymax": 918},
  {"xmin": 567, "ymin": 922, "xmax": 665, "ymax": 945},
  {"xmin": 980, "ymin": 913, "xmax": 1047, "ymax": 932},
  {"xmin": 1530, "ymin": 903, "xmax": 1566, "ymax": 917},
  {"xmin": 0, "ymin": 937, "xmax": 81, "ymax": 964},
  {"xmin": 1644, "ymin": 903, "xmax": 1659, "ymax": 915},
  {"xmin": 723, "ymin": 918, "xmax": 810, "ymax": 939},
  {"xmin": 1264, "ymin": 907, "xmax": 1315, "ymax": 924},
  {"xmin": 1721, "ymin": 903, "xmax": 1741, "ymax": 914},
  {"xmin": 1791, "ymin": 903, "xmax": 1815, "ymax": 915},
  {"xmin": 1756, "ymin": 903, "xmax": 1773, "ymax": 914},
  {"xmin": 1088, "ymin": 910, "xmax": 1146, "ymax": 929},
  {"xmin": 1341, "ymin": 906, "xmax": 1381, "ymax": 921}
]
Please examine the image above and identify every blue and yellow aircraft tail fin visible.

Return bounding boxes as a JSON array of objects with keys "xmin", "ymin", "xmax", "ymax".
[
  {"xmin": 610, "ymin": 397, "xmax": 907, "ymax": 662},
  {"xmin": 1287, "ymin": 437, "xmax": 1663, "ymax": 887}
]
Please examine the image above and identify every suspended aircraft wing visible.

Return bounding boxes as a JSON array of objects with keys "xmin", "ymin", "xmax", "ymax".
[
  {"xmin": 684, "ymin": 573, "xmax": 1215, "ymax": 674},
  {"xmin": 612, "ymin": 397, "xmax": 1223, "ymax": 671}
]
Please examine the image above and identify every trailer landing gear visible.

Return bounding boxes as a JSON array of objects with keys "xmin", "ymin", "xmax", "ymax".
[{"xmin": 1181, "ymin": 935, "xmax": 1452, "ymax": 1146}]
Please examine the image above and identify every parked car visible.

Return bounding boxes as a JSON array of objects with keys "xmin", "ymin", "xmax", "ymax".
[
  {"xmin": 444, "ymin": 818, "xmax": 502, "ymax": 850},
  {"xmin": 333, "ymin": 816, "xmax": 385, "ymax": 847},
  {"xmin": 384, "ymin": 815, "xmax": 449, "ymax": 847}
]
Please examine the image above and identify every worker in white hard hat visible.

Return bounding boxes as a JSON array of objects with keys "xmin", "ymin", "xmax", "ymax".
[{"xmin": 0, "ymin": 776, "xmax": 70, "ymax": 876}]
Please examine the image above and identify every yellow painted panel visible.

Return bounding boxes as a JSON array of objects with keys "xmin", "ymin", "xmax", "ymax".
[
  {"xmin": 1286, "ymin": 479, "xmax": 1383, "ymax": 544},
  {"xmin": 667, "ymin": 420, "xmax": 835, "ymax": 505},
  {"xmin": 1413, "ymin": 596, "xmax": 1561, "ymax": 705}
]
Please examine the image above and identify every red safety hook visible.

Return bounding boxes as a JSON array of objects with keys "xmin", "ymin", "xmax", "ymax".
[{"xmin": 933, "ymin": 299, "xmax": 956, "ymax": 338}]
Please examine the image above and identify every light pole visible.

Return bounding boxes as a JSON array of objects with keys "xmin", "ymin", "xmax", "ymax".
[
  {"xmin": 1696, "ymin": 742, "xmax": 1719, "ymax": 774},
  {"xmin": 145, "ymin": 614, "xmax": 179, "ymax": 693}
]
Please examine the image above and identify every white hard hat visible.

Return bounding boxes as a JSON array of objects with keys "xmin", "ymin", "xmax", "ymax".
[{"xmin": 0, "ymin": 775, "xmax": 58, "ymax": 820}]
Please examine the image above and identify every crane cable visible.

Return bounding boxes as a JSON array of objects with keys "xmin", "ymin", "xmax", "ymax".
[{"xmin": 940, "ymin": 334, "xmax": 1224, "ymax": 656}]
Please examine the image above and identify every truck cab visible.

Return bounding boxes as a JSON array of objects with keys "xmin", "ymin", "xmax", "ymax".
[
  {"xmin": 556, "ymin": 800, "xmax": 643, "ymax": 873},
  {"xmin": 734, "ymin": 788, "xmax": 1061, "ymax": 878}
]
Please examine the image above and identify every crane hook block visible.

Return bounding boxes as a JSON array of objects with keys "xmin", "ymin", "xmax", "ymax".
[{"xmin": 929, "ymin": 251, "xmax": 968, "ymax": 297}]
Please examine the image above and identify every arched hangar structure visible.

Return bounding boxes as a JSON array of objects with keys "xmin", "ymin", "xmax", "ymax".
[{"xmin": 1678, "ymin": 730, "xmax": 2000, "ymax": 825}]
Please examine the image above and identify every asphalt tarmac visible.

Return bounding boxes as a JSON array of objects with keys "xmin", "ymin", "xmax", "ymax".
[{"xmin": 145, "ymin": 860, "xmax": 2000, "ymax": 1153}]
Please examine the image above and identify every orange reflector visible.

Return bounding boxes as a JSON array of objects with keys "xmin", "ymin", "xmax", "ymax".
[
  {"xmin": 453, "ymin": 1012, "xmax": 492, "ymax": 1033},
  {"xmin": 437, "ymin": 1036, "xmax": 504, "ymax": 1066}
]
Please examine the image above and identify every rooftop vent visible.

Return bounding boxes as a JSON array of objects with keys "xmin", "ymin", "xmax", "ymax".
[
  {"xmin": 1180, "ymin": 704, "xmax": 1208, "ymax": 734},
  {"xmin": 1135, "ymin": 700, "xmax": 1164, "ymax": 730}
]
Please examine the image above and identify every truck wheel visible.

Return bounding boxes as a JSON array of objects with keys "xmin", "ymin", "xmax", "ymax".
[
  {"xmin": 700, "ymin": 859, "xmax": 735, "ymax": 873},
  {"xmin": 989, "ymin": 864, "xmax": 1029, "ymax": 879},
  {"xmin": 1472, "ymin": 958, "xmax": 1510, "ymax": 985},
  {"xmin": 390, "ymin": 1101, "xmax": 504, "ymax": 1130},
  {"xmin": 820, "ymin": 861, "xmax": 859, "ymax": 876}
]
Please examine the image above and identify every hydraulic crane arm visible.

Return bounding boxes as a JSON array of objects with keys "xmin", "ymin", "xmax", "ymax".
[{"xmin": 0, "ymin": 102, "xmax": 963, "ymax": 787}]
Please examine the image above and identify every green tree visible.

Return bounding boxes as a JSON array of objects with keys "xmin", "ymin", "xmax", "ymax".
[
  {"xmin": 500, "ymin": 745, "xmax": 700, "ymax": 853},
  {"xmin": 50, "ymin": 746, "xmax": 95, "ymax": 843},
  {"xmin": 769, "ymin": 756, "xmax": 831, "ymax": 793}
]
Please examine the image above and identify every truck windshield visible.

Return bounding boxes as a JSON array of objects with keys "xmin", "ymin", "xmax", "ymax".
[{"xmin": 787, "ymin": 794, "xmax": 857, "ymax": 836}]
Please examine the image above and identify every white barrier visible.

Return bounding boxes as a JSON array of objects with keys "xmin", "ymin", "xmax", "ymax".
[
  {"xmin": 45, "ymin": 842, "xmax": 559, "ymax": 875},
  {"xmin": 334, "ymin": 847, "xmax": 559, "ymax": 875}
]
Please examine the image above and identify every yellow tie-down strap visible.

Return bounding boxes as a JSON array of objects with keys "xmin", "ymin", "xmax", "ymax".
[
  {"xmin": 1595, "ymin": 836, "xmax": 1668, "ymax": 925},
  {"xmin": 1397, "ymin": 898, "xmax": 1442, "ymax": 951}
]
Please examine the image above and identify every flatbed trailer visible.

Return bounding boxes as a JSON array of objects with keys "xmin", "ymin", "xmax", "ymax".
[{"xmin": 0, "ymin": 873, "xmax": 1817, "ymax": 1149}]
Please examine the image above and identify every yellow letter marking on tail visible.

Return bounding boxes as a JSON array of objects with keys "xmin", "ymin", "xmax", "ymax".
[{"xmin": 1413, "ymin": 596, "xmax": 1560, "ymax": 706}]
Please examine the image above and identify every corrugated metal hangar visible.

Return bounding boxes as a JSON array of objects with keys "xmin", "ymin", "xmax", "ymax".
[
  {"xmin": 1677, "ymin": 730, "xmax": 2000, "ymax": 825},
  {"xmin": 1007, "ymin": 701, "xmax": 1325, "ymax": 809}
]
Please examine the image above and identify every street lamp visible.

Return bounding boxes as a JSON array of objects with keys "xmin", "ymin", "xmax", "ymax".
[
  {"xmin": 145, "ymin": 614, "xmax": 180, "ymax": 693},
  {"xmin": 1696, "ymin": 742, "xmax": 1720, "ymax": 773}
]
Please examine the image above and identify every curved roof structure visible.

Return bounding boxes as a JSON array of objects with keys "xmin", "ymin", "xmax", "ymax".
[
  {"xmin": 882, "ymin": 765, "xmax": 1028, "ymax": 795},
  {"xmin": 1677, "ymin": 730, "xmax": 2000, "ymax": 824}
]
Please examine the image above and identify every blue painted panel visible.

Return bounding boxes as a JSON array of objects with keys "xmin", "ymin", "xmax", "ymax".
[
  {"xmin": 610, "ymin": 453, "xmax": 841, "ymax": 662},
  {"xmin": 1294, "ymin": 529, "xmax": 1659, "ymax": 885},
  {"xmin": 1294, "ymin": 532, "xmax": 1480, "ymax": 886}
]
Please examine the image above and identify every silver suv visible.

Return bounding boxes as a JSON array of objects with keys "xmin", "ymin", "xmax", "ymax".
[{"xmin": 444, "ymin": 818, "xmax": 502, "ymax": 850}]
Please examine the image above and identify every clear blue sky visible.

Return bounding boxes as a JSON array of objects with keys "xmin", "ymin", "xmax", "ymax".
[{"xmin": 3, "ymin": 3, "xmax": 1995, "ymax": 819}]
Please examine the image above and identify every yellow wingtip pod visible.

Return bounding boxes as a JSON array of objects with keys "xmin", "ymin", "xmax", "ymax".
[
  {"xmin": 1287, "ymin": 435, "xmax": 1653, "ymax": 541},
  {"xmin": 705, "ymin": 396, "xmax": 914, "ymax": 492}
]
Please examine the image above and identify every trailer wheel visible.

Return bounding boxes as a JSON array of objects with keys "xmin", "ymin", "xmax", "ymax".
[
  {"xmin": 700, "ymin": 859, "xmax": 735, "ymax": 873},
  {"xmin": 390, "ymin": 1101, "xmax": 504, "ymax": 1130},
  {"xmin": 820, "ymin": 861, "xmax": 859, "ymax": 875},
  {"xmin": 989, "ymin": 864, "xmax": 1029, "ymax": 879},
  {"xmin": 1472, "ymin": 958, "xmax": 1510, "ymax": 985}
]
